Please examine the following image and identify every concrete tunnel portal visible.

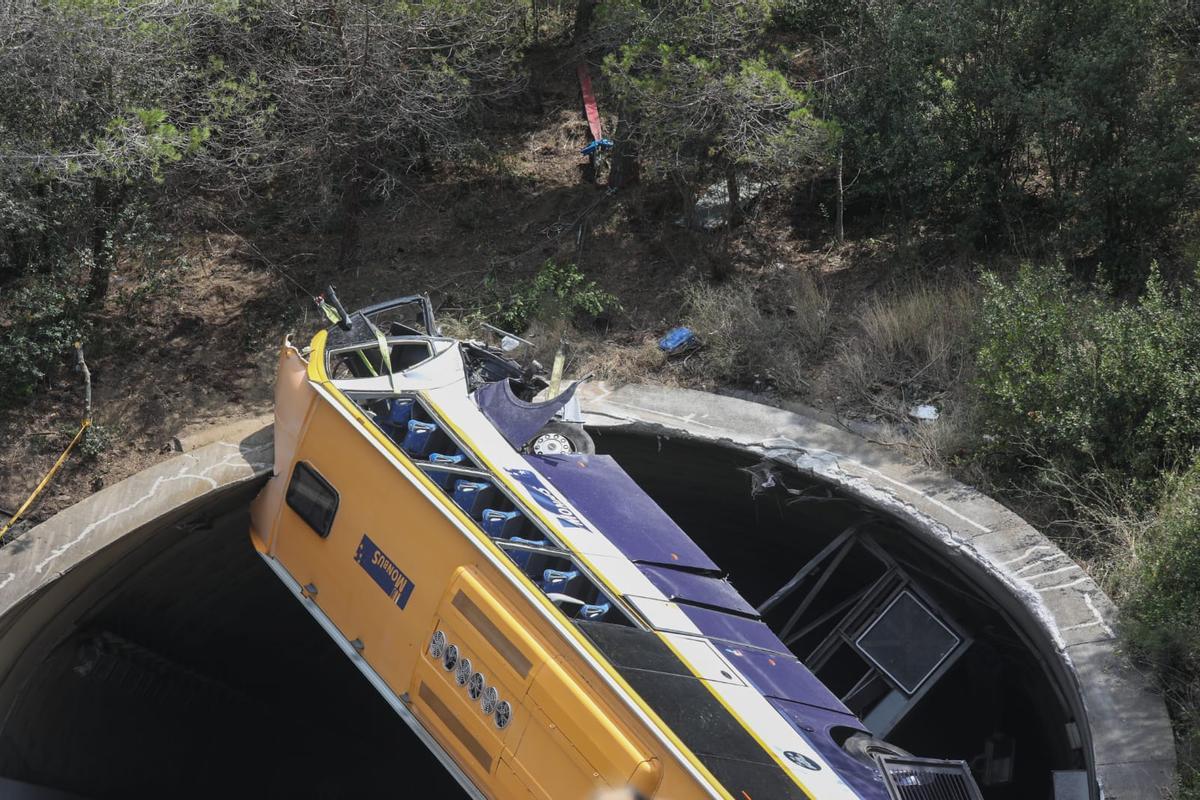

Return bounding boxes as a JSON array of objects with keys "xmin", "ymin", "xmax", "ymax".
[{"xmin": 0, "ymin": 386, "xmax": 1174, "ymax": 800}]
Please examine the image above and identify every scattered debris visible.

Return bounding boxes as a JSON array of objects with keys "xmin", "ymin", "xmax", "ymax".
[
  {"xmin": 676, "ymin": 178, "xmax": 766, "ymax": 231},
  {"xmin": 580, "ymin": 138, "xmax": 612, "ymax": 156},
  {"xmin": 658, "ymin": 326, "xmax": 700, "ymax": 355},
  {"xmin": 909, "ymin": 404, "xmax": 940, "ymax": 422},
  {"xmin": 743, "ymin": 462, "xmax": 836, "ymax": 503}
]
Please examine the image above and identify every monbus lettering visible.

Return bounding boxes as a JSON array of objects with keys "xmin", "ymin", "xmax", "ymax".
[
  {"xmin": 504, "ymin": 468, "xmax": 586, "ymax": 529},
  {"xmin": 355, "ymin": 534, "xmax": 416, "ymax": 609}
]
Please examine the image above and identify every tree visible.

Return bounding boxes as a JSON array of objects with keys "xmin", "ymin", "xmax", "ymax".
[
  {"xmin": 0, "ymin": 0, "xmax": 206, "ymax": 299},
  {"xmin": 0, "ymin": 0, "xmax": 531, "ymax": 302},
  {"xmin": 185, "ymin": 0, "xmax": 529, "ymax": 256},
  {"xmin": 787, "ymin": 0, "xmax": 1195, "ymax": 268},
  {"xmin": 596, "ymin": 0, "xmax": 834, "ymax": 225}
]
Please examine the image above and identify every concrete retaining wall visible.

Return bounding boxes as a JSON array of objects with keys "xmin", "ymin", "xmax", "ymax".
[{"xmin": 0, "ymin": 426, "xmax": 273, "ymax": 701}]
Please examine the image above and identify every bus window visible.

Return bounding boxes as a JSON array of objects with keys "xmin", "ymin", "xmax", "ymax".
[{"xmin": 285, "ymin": 461, "xmax": 339, "ymax": 538}]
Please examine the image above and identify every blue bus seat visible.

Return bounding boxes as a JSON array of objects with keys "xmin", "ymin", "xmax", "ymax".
[
  {"xmin": 381, "ymin": 398, "xmax": 415, "ymax": 442},
  {"xmin": 507, "ymin": 535, "xmax": 548, "ymax": 548},
  {"xmin": 403, "ymin": 420, "xmax": 438, "ymax": 457},
  {"xmin": 541, "ymin": 568, "xmax": 579, "ymax": 593},
  {"xmin": 426, "ymin": 452, "xmax": 465, "ymax": 488},
  {"xmin": 481, "ymin": 509, "xmax": 523, "ymax": 538},
  {"xmin": 452, "ymin": 480, "xmax": 494, "ymax": 517},
  {"xmin": 578, "ymin": 602, "xmax": 611, "ymax": 620}
]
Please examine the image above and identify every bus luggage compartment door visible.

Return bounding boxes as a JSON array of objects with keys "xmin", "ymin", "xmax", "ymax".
[{"xmin": 412, "ymin": 566, "xmax": 661, "ymax": 799}]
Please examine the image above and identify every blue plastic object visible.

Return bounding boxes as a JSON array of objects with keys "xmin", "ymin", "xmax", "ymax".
[
  {"xmin": 580, "ymin": 138, "xmax": 613, "ymax": 155},
  {"xmin": 508, "ymin": 535, "xmax": 548, "ymax": 548},
  {"xmin": 426, "ymin": 452, "xmax": 465, "ymax": 488},
  {"xmin": 578, "ymin": 602, "xmax": 611, "ymax": 620},
  {"xmin": 402, "ymin": 419, "xmax": 438, "ymax": 456},
  {"xmin": 381, "ymin": 398, "xmax": 415, "ymax": 440},
  {"xmin": 658, "ymin": 326, "xmax": 700, "ymax": 355},
  {"xmin": 542, "ymin": 568, "xmax": 579, "ymax": 590},
  {"xmin": 452, "ymin": 480, "xmax": 494, "ymax": 517},
  {"xmin": 481, "ymin": 508, "xmax": 523, "ymax": 537},
  {"xmin": 501, "ymin": 535, "xmax": 548, "ymax": 570}
]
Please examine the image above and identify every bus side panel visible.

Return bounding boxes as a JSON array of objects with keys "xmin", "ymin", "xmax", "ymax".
[
  {"xmin": 410, "ymin": 653, "xmax": 516, "ymax": 791},
  {"xmin": 268, "ymin": 394, "xmax": 482, "ymax": 704},
  {"xmin": 433, "ymin": 567, "xmax": 663, "ymax": 798},
  {"xmin": 263, "ymin": 388, "xmax": 711, "ymax": 799},
  {"xmin": 249, "ymin": 341, "xmax": 316, "ymax": 554}
]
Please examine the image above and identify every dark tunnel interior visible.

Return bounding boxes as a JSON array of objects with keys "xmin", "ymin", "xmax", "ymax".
[
  {"xmin": 592, "ymin": 430, "xmax": 1081, "ymax": 800},
  {"xmin": 0, "ymin": 484, "xmax": 464, "ymax": 800}
]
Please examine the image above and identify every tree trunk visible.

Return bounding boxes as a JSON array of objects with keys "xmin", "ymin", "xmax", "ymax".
[
  {"xmin": 336, "ymin": 164, "xmax": 365, "ymax": 269},
  {"xmin": 725, "ymin": 166, "xmax": 743, "ymax": 228},
  {"xmin": 836, "ymin": 147, "xmax": 845, "ymax": 243},
  {"xmin": 85, "ymin": 179, "xmax": 116, "ymax": 305},
  {"xmin": 609, "ymin": 109, "xmax": 639, "ymax": 189},
  {"xmin": 574, "ymin": 0, "xmax": 598, "ymax": 41},
  {"xmin": 677, "ymin": 173, "xmax": 698, "ymax": 230}
]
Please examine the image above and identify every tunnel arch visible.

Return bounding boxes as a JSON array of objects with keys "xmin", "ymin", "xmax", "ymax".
[{"xmin": 0, "ymin": 387, "xmax": 1175, "ymax": 799}]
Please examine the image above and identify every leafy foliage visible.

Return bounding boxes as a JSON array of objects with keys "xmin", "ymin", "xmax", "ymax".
[
  {"xmin": 0, "ymin": 264, "xmax": 89, "ymax": 408},
  {"xmin": 789, "ymin": 0, "xmax": 1194, "ymax": 266},
  {"xmin": 975, "ymin": 262, "xmax": 1200, "ymax": 487},
  {"xmin": 0, "ymin": 0, "xmax": 530, "ymax": 300},
  {"xmin": 683, "ymin": 273, "xmax": 831, "ymax": 394},
  {"xmin": 1115, "ymin": 461, "xmax": 1200, "ymax": 797},
  {"xmin": 599, "ymin": 0, "xmax": 833, "ymax": 215},
  {"xmin": 492, "ymin": 260, "xmax": 615, "ymax": 333},
  {"xmin": 1122, "ymin": 461, "xmax": 1200, "ymax": 672}
]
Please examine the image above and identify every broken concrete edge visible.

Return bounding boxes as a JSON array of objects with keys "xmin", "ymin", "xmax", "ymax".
[
  {"xmin": 578, "ymin": 382, "xmax": 1177, "ymax": 800},
  {"xmin": 171, "ymin": 413, "xmax": 275, "ymax": 453},
  {"xmin": 0, "ymin": 425, "xmax": 274, "ymax": 619}
]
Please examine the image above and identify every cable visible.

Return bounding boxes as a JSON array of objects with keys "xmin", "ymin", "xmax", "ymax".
[
  {"xmin": 0, "ymin": 420, "xmax": 90, "ymax": 542},
  {"xmin": 216, "ymin": 220, "xmax": 316, "ymax": 298}
]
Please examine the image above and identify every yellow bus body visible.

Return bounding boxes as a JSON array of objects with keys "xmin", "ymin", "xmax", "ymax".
[{"xmin": 250, "ymin": 338, "xmax": 722, "ymax": 800}]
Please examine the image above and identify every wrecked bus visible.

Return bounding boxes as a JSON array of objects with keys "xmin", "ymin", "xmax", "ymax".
[{"xmin": 249, "ymin": 293, "xmax": 984, "ymax": 800}]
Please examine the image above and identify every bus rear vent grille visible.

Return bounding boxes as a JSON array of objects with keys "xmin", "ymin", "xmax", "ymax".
[{"xmin": 878, "ymin": 756, "xmax": 984, "ymax": 800}]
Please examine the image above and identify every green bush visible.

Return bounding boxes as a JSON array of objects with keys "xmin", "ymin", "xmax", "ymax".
[
  {"xmin": 490, "ymin": 260, "xmax": 615, "ymax": 333},
  {"xmin": 1122, "ymin": 461, "xmax": 1200, "ymax": 671},
  {"xmin": 975, "ymin": 262, "xmax": 1200, "ymax": 488},
  {"xmin": 1116, "ymin": 461, "xmax": 1200, "ymax": 797},
  {"xmin": 0, "ymin": 266, "xmax": 88, "ymax": 408},
  {"xmin": 683, "ymin": 273, "xmax": 831, "ymax": 394},
  {"xmin": 784, "ymin": 0, "xmax": 1193, "ymax": 265}
]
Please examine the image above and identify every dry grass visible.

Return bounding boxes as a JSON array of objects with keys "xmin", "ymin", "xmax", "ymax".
[
  {"xmin": 438, "ymin": 311, "xmax": 675, "ymax": 389},
  {"xmin": 833, "ymin": 282, "xmax": 977, "ymax": 417},
  {"xmin": 681, "ymin": 271, "xmax": 832, "ymax": 394},
  {"xmin": 573, "ymin": 334, "xmax": 672, "ymax": 386}
]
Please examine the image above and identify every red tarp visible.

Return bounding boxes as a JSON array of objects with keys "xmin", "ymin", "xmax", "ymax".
[{"xmin": 577, "ymin": 63, "xmax": 603, "ymax": 143}]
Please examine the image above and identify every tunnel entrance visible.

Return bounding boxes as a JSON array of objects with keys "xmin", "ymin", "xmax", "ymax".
[
  {"xmin": 592, "ymin": 430, "xmax": 1084, "ymax": 800},
  {"xmin": 0, "ymin": 488, "xmax": 465, "ymax": 800},
  {"xmin": 0, "ymin": 429, "xmax": 1085, "ymax": 799}
]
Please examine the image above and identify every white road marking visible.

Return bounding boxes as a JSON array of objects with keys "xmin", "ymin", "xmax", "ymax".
[
  {"xmin": 599, "ymin": 398, "xmax": 723, "ymax": 430},
  {"xmin": 1014, "ymin": 556, "xmax": 1057, "ymax": 574},
  {"xmin": 832, "ymin": 460, "xmax": 992, "ymax": 534},
  {"xmin": 31, "ymin": 450, "xmax": 251, "ymax": 575}
]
